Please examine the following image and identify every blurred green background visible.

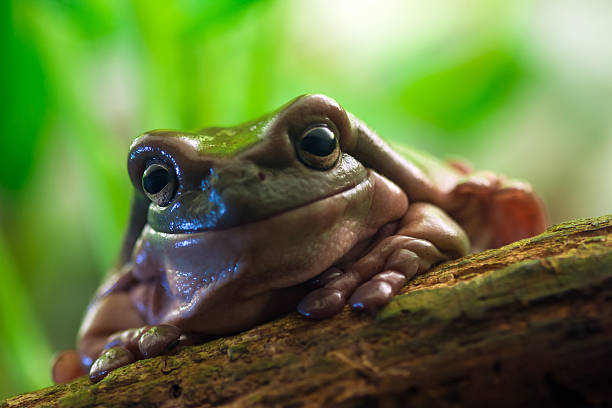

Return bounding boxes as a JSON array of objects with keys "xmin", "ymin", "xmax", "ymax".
[{"xmin": 1, "ymin": 0, "xmax": 611, "ymax": 399}]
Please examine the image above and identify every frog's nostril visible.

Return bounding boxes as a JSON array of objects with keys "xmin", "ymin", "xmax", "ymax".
[{"xmin": 257, "ymin": 172, "xmax": 266, "ymax": 181}]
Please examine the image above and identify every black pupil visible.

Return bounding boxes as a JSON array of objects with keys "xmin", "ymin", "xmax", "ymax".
[
  {"xmin": 143, "ymin": 167, "xmax": 169, "ymax": 194},
  {"xmin": 300, "ymin": 127, "xmax": 336, "ymax": 156}
]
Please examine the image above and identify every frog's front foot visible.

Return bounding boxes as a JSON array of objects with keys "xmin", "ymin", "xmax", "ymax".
[
  {"xmin": 89, "ymin": 324, "xmax": 181, "ymax": 382},
  {"xmin": 298, "ymin": 202, "xmax": 470, "ymax": 319},
  {"xmin": 297, "ymin": 238, "xmax": 439, "ymax": 318}
]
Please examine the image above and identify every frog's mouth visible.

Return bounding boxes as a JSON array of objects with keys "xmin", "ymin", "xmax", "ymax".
[{"xmin": 145, "ymin": 154, "xmax": 369, "ymax": 234}]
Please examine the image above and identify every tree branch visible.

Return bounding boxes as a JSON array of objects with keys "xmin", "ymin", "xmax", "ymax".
[{"xmin": 5, "ymin": 215, "xmax": 612, "ymax": 407}]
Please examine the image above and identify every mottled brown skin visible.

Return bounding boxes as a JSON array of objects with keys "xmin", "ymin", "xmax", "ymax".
[{"xmin": 52, "ymin": 94, "xmax": 546, "ymax": 383}]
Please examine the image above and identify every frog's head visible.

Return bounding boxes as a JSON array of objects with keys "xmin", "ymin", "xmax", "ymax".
[
  {"xmin": 128, "ymin": 94, "xmax": 367, "ymax": 233},
  {"xmin": 123, "ymin": 94, "xmax": 407, "ymax": 334}
]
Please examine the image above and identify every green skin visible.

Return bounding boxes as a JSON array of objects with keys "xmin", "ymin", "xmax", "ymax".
[{"xmin": 51, "ymin": 94, "xmax": 547, "ymax": 384}]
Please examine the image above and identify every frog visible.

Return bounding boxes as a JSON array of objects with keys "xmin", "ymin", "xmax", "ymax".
[{"xmin": 51, "ymin": 94, "xmax": 547, "ymax": 384}]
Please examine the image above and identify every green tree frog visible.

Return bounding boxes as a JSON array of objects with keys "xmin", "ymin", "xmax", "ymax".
[{"xmin": 52, "ymin": 94, "xmax": 546, "ymax": 383}]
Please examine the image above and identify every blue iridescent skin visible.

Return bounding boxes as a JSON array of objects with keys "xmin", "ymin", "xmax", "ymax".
[{"xmin": 51, "ymin": 94, "xmax": 547, "ymax": 384}]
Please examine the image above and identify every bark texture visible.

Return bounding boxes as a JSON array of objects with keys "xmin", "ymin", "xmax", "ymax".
[{"xmin": 4, "ymin": 215, "xmax": 612, "ymax": 408}]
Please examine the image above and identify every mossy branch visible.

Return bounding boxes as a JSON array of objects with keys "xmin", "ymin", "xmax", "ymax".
[{"xmin": 5, "ymin": 215, "xmax": 612, "ymax": 407}]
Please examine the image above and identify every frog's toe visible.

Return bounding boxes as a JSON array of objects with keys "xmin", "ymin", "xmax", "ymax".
[
  {"xmin": 103, "ymin": 325, "xmax": 151, "ymax": 357},
  {"xmin": 349, "ymin": 270, "xmax": 407, "ymax": 311},
  {"xmin": 349, "ymin": 280, "xmax": 393, "ymax": 310},
  {"xmin": 349, "ymin": 247, "xmax": 419, "ymax": 311},
  {"xmin": 89, "ymin": 346, "xmax": 135, "ymax": 383},
  {"xmin": 138, "ymin": 324, "xmax": 181, "ymax": 358},
  {"xmin": 297, "ymin": 287, "xmax": 345, "ymax": 319}
]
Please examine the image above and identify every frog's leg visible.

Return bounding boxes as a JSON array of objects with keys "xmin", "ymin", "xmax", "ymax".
[
  {"xmin": 449, "ymin": 171, "xmax": 547, "ymax": 251},
  {"xmin": 71, "ymin": 286, "xmax": 181, "ymax": 382},
  {"xmin": 51, "ymin": 350, "xmax": 87, "ymax": 383},
  {"xmin": 51, "ymin": 291, "xmax": 142, "ymax": 383},
  {"xmin": 347, "ymin": 117, "xmax": 546, "ymax": 251},
  {"xmin": 298, "ymin": 202, "xmax": 470, "ymax": 318}
]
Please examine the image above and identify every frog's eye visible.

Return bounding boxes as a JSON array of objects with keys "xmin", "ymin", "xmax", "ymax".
[
  {"xmin": 142, "ymin": 163, "xmax": 177, "ymax": 207},
  {"xmin": 295, "ymin": 125, "xmax": 340, "ymax": 170}
]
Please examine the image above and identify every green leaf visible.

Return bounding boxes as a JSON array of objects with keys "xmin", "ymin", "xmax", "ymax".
[{"xmin": 0, "ymin": 0, "xmax": 47, "ymax": 191}]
